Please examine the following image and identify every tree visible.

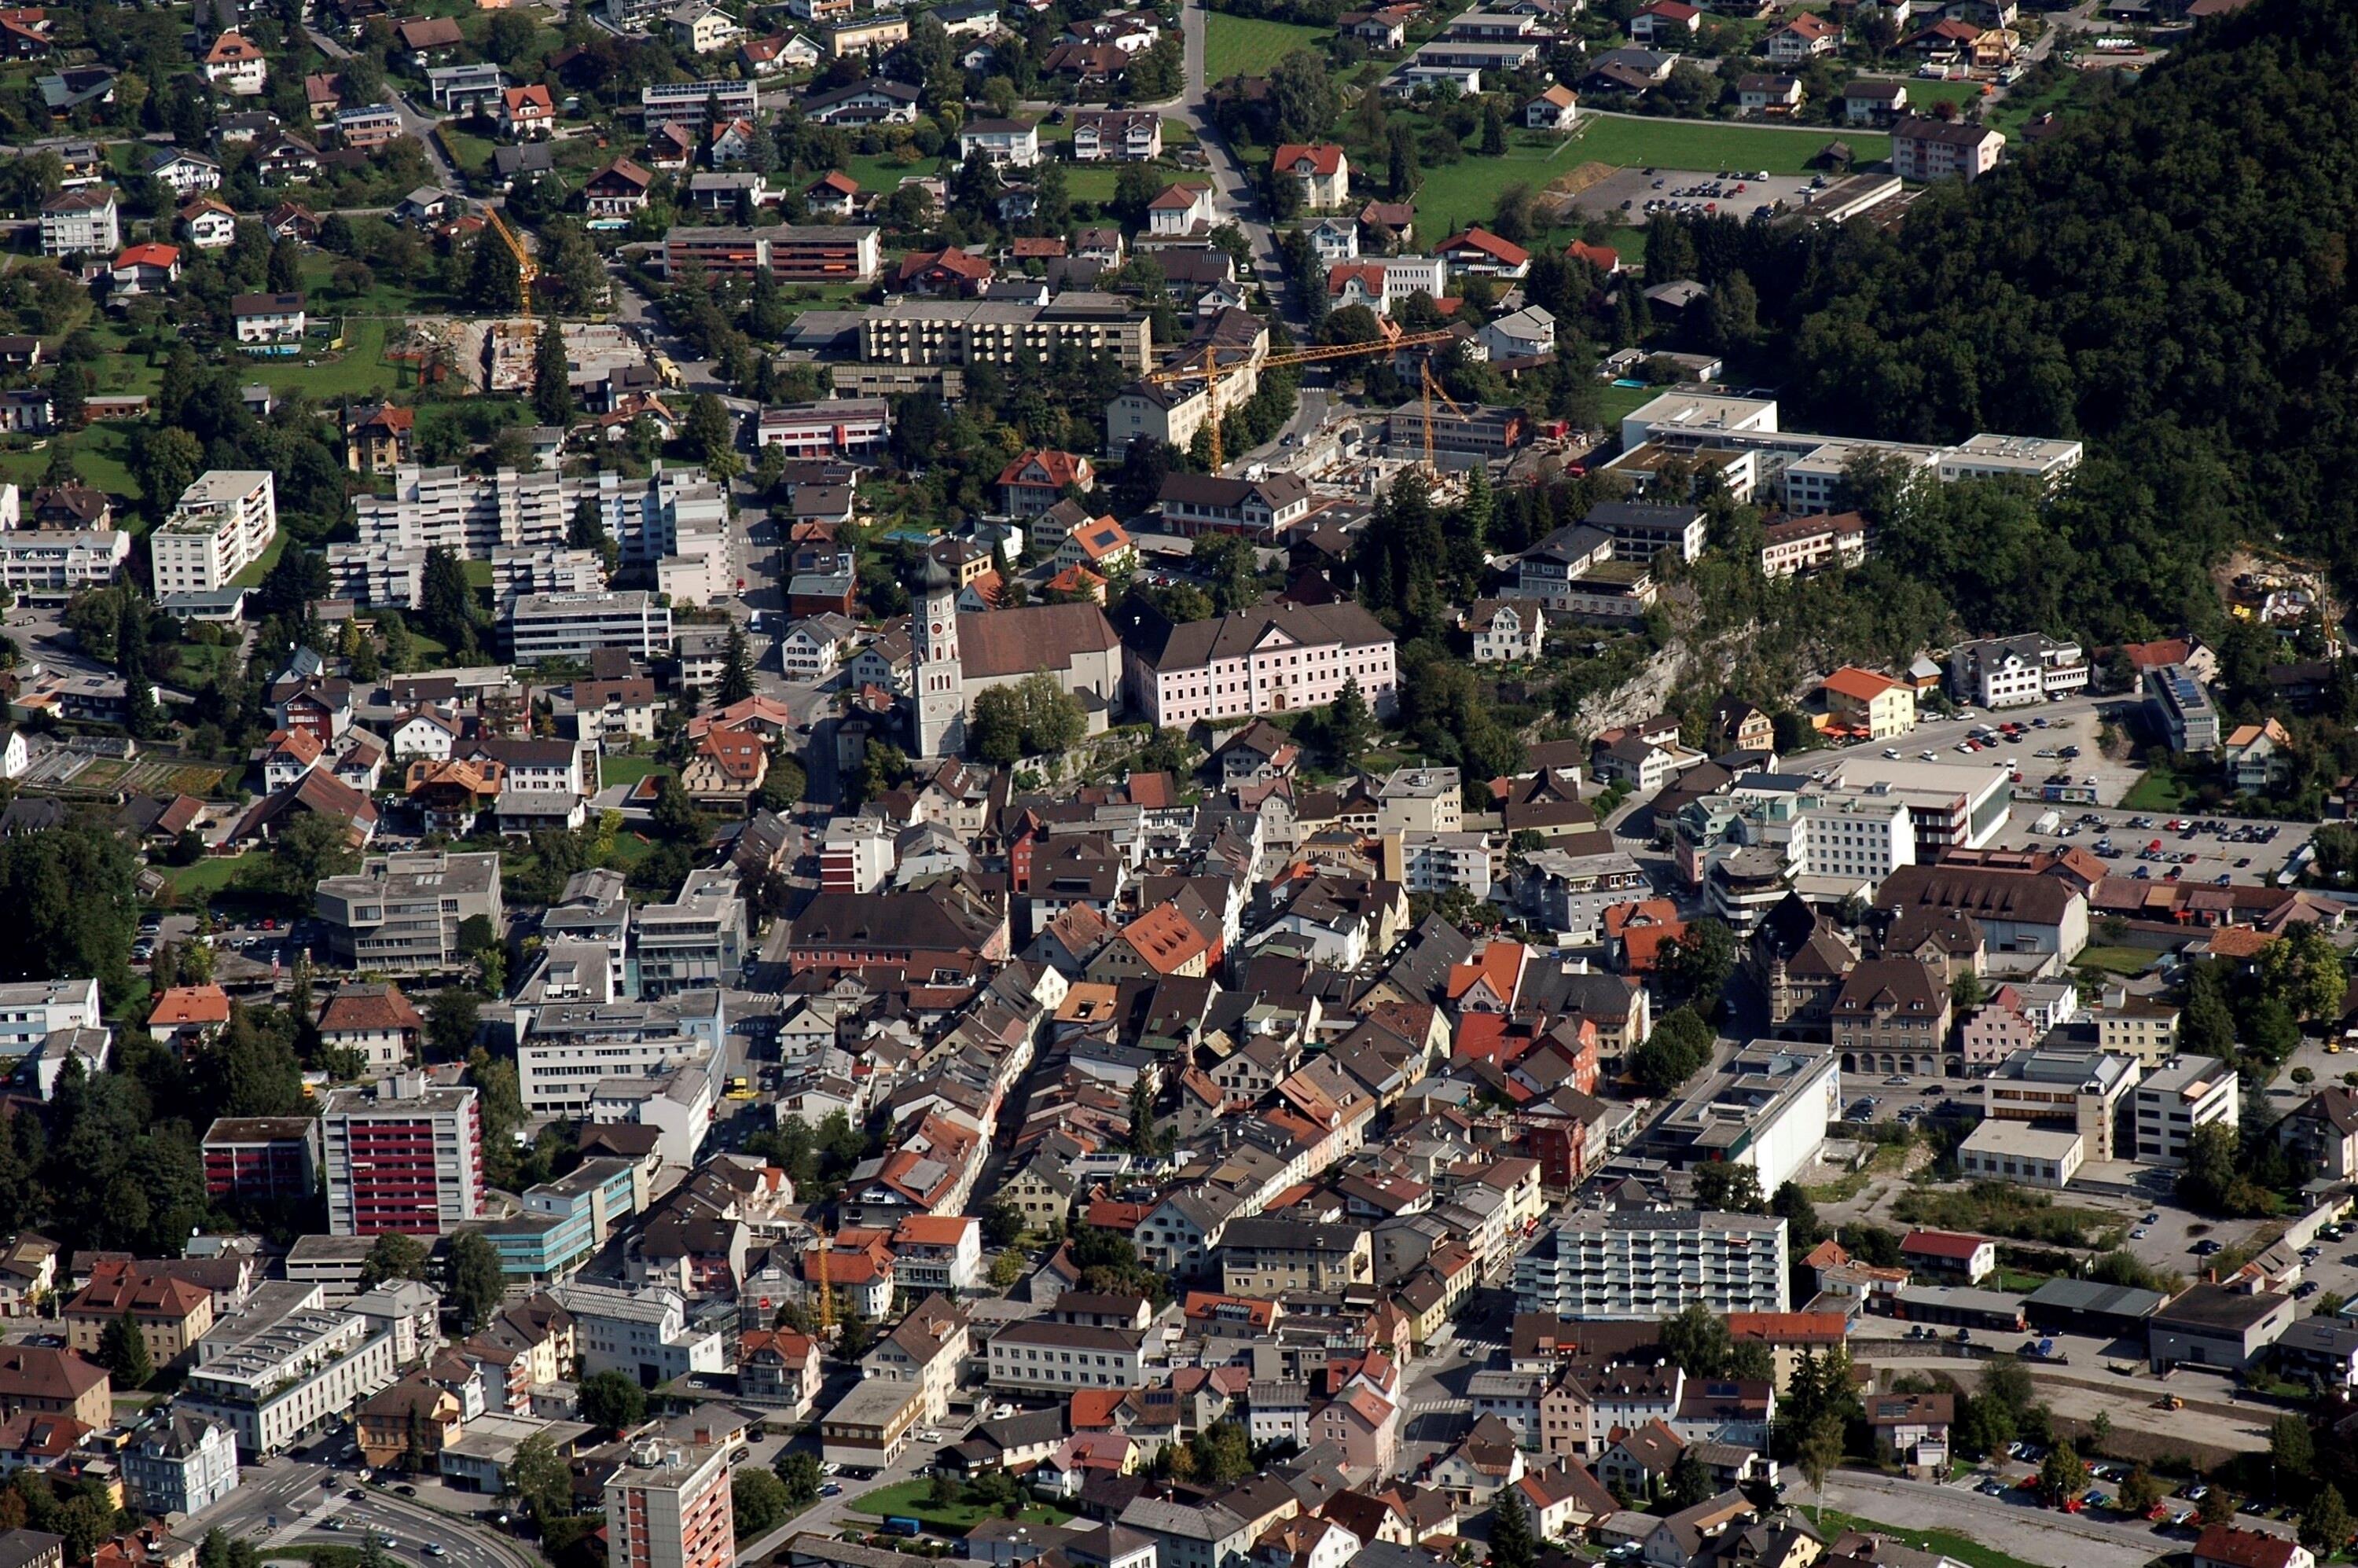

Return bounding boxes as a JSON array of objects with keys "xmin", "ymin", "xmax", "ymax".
[
  {"xmin": 1666, "ymin": 1448, "xmax": 1714, "ymax": 1511},
  {"xmin": 2302, "ymin": 1484, "xmax": 2349, "ymax": 1552},
  {"xmin": 569, "ymin": 497, "xmax": 618, "ymax": 576},
  {"xmin": 445, "ymin": 1230, "xmax": 504, "ymax": 1332},
  {"xmin": 981, "ymin": 1200, "xmax": 1023, "ymax": 1247},
  {"xmin": 359, "ymin": 1231, "xmax": 429, "ymax": 1287},
  {"xmin": 1328, "ymin": 674, "xmax": 1373, "ymax": 763},
  {"xmin": 685, "ymin": 393, "xmax": 733, "ymax": 465},
  {"xmin": 989, "ymin": 1250, "xmax": 1026, "ymax": 1289},
  {"xmin": 1489, "ymin": 1478, "xmax": 1537, "ymax": 1568},
  {"xmin": 244, "ymin": 812, "xmax": 362, "ymax": 908},
  {"xmin": 2199, "ymin": 1486, "xmax": 2238, "ymax": 1529},
  {"xmin": 774, "ymin": 1450, "xmax": 822, "ymax": 1504},
  {"xmin": 1950, "ymin": 969, "xmax": 1985, "ymax": 1011},
  {"xmin": 718, "ymin": 622, "xmax": 757, "ymax": 707},
  {"xmin": 427, "ymin": 987, "xmax": 482, "ymax": 1059},
  {"xmin": 1798, "ymin": 1414, "xmax": 1843, "ymax": 1526},
  {"xmin": 573, "ymin": 1368, "xmax": 646, "ymax": 1434},
  {"xmin": 1772, "ymin": 1182, "xmax": 1825, "ymax": 1251},
  {"xmin": 509, "ymin": 1432, "xmax": 571, "ymax": 1526},
  {"xmin": 2119, "ymin": 1466, "xmax": 2164, "ymax": 1518},
  {"xmin": 1629, "ymin": 1006, "xmax": 1714, "ymax": 1096},
  {"xmin": 2271, "ymin": 1413, "xmax": 2314, "ymax": 1478},
  {"xmin": 731, "ymin": 1465, "xmax": 788, "ymax": 1537},
  {"xmin": 419, "ymin": 546, "xmax": 479, "ymax": 652},
  {"xmin": 100, "ymin": 1309, "xmax": 152, "ymax": 1388},
  {"xmin": 2038, "ymin": 1442, "xmax": 2089, "ymax": 1504},
  {"xmin": 1691, "ymin": 1162, "xmax": 1765, "ymax": 1214},
  {"xmin": 1659, "ymin": 1302, "xmax": 1733, "ymax": 1379},
  {"xmin": 1657, "ymin": 919, "xmax": 1737, "ymax": 1015},
  {"xmin": 534, "ymin": 322, "xmax": 575, "ymax": 429}
]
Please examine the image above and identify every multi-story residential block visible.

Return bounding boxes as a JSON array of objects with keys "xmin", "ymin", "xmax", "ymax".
[
  {"xmin": 179, "ymin": 1283, "xmax": 402, "ymax": 1456},
  {"xmin": 2143, "ymin": 663, "xmax": 2220, "ymax": 752},
  {"xmin": 1891, "ymin": 116, "xmax": 2004, "ymax": 182},
  {"xmin": 508, "ymin": 590, "xmax": 674, "ymax": 662},
  {"xmin": 152, "ymin": 471, "xmax": 277, "ymax": 596},
  {"xmin": 1945, "ymin": 631, "xmax": 2089, "ymax": 707},
  {"xmin": 203, "ymin": 1116, "xmax": 323, "ymax": 1204},
  {"xmin": 1515, "ymin": 1211, "xmax": 1789, "ymax": 1318},
  {"xmin": 0, "ymin": 1343, "xmax": 112, "ymax": 1427},
  {"xmin": 0, "ymin": 979, "xmax": 101, "ymax": 1063},
  {"xmin": 986, "ymin": 1319, "xmax": 1147, "ymax": 1390},
  {"xmin": 39, "ymin": 188, "xmax": 119, "ymax": 256},
  {"xmin": 316, "ymin": 850, "xmax": 504, "ymax": 969},
  {"xmin": 638, "ymin": 79, "xmax": 758, "ymax": 128},
  {"xmin": 754, "ymin": 400, "xmax": 891, "ymax": 457},
  {"xmin": 2095, "ymin": 993, "xmax": 2180, "ymax": 1063},
  {"xmin": 1071, "ymin": 108, "xmax": 1161, "ymax": 160},
  {"xmin": 635, "ymin": 867, "xmax": 747, "ymax": 998},
  {"xmin": 858, "ymin": 294, "xmax": 1149, "ymax": 373},
  {"xmin": 1123, "ymin": 601, "xmax": 1398, "ymax": 729},
  {"xmin": 321, "ymin": 1072, "xmax": 485, "ymax": 1236},
  {"xmin": 1154, "ymin": 473, "xmax": 1312, "ymax": 541},
  {"xmin": 2132, "ymin": 1054, "xmax": 2239, "ymax": 1167},
  {"xmin": 64, "ymin": 1261, "xmax": 215, "ymax": 1368},
  {"xmin": 553, "ymin": 1282, "xmax": 728, "ymax": 1383},
  {"xmin": 1978, "ymin": 1045, "xmax": 2139, "ymax": 1161},
  {"xmin": 1759, "ymin": 511, "xmax": 1867, "ymax": 577},
  {"xmin": 1220, "ymin": 1218, "xmax": 1372, "ymax": 1294},
  {"xmin": 656, "ymin": 223, "xmax": 882, "ymax": 282},
  {"xmin": 120, "ymin": 1411, "xmax": 241, "ymax": 1515},
  {"xmin": 0, "ymin": 530, "xmax": 130, "ymax": 604},
  {"xmin": 605, "ymin": 1439, "xmax": 734, "ymax": 1568}
]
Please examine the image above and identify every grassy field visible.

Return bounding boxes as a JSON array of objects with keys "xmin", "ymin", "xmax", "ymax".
[
  {"xmin": 1566, "ymin": 115, "xmax": 1891, "ymax": 175},
  {"xmin": 850, "ymin": 1478, "xmax": 1074, "ymax": 1532},
  {"xmin": 162, "ymin": 852, "xmax": 263, "ymax": 899},
  {"xmin": 2121, "ymin": 761, "xmax": 2200, "ymax": 811},
  {"xmin": 1596, "ymin": 380, "xmax": 1667, "ymax": 428},
  {"xmin": 1204, "ymin": 11, "xmax": 1326, "ymax": 79},
  {"xmin": 240, "ymin": 320, "xmax": 410, "ymax": 402},
  {"xmin": 1809, "ymin": 1511, "xmax": 2048, "ymax": 1568},
  {"xmin": 231, "ymin": 531, "xmax": 288, "ymax": 589},
  {"xmin": 597, "ymin": 755, "xmax": 671, "ymax": 791},
  {"xmin": 2071, "ymin": 945, "xmax": 2154, "ymax": 975},
  {"xmin": 1401, "ymin": 137, "xmax": 1600, "ymax": 241},
  {"xmin": 1900, "ymin": 76, "xmax": 1993, "ymax": 108},
  {"xmin": 839, "ymin": 150, "xmax": 935, "ymax": 195},
  {"xmin": 0, "ymin": 420, "xmax": 142, "ymax": 507}
]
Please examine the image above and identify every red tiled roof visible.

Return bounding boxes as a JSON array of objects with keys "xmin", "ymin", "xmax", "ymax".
[
  {"xmin": 1273, "ymin": 142, "xmax": 1346, "ymax": 176},
  {"xmin": 1439, "ymin": 226, "xmax": 1531, "ymax": 266}
]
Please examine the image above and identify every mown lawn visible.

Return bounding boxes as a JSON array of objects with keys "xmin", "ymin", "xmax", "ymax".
[
  {"xmin": 1808, "ymin": 1511, "xmax": 2048, "ymax": 1568},
  {"xmin": 239, "ymin": 319, "xmax": 410, "ymax": 402},
  {"xmin": 1566, "ymin": 114, "xmax": 1891, "ymax": 175},
  {"xmin": 1596, "ymin": 380, "xmax": 1667, "ymax": 428},
  {"xmin": 2121, "ymin": 760, "xmax": 2200, "ymax": 811},
  {"xmin": 597, "ymin": 755, "xmax": 671, "ymax": 791},
  {"xmin": 0, "ymin": 419, "xmax": 144, "ymax": 511},
  {"xmin": 849, "ymin": 1478, "xmax": 1074, "ymax": 1533},
  {"xmin": 163, "ymin": 852, "xmax": 264, "ymax": 898},
  {"xmin": 1204, "ymin": 11, "xmax": 1325, "ymax": 79},
  {"xmin": 2071, "ymin": 945, "xmax": 2154, "ymax": 975},
  {"xmin": 1400, "ymin": 137, "xmax": 1599, "ymax": 241}
]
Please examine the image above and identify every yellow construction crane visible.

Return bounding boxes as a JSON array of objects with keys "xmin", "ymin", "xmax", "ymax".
[
  {"xmin": 1140, "ymin": 328, "xmax": 1460, "ymax": 472},
  {"xmin": 485, "ymin": 206, "xmax": 539, "ymax": 318},
  {"xmin": 814, "ymin": 1232, "xmax": 835, "ymax": 1333},
  {"xmin": 1420, "ymin": 360, "xmax": 1468, "ymax": 474}
]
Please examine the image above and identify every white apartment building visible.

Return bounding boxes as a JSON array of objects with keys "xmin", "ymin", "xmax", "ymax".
[
  {"xmin": 492, "ymin": 546, "xmax": 606, "ymax": 602},
  {"xmin": 509, "ymin": 590, "xmax": 674, "ymax": 663},
  {"xmin": 316, "ymin": 850, "xmax": 504, "ymax": 970},
  {"xmin": 754, "ymin": 400, "xmax": 891, "ymax": 457},
  {"xmin": 2132, "ymin": 1055, "xmax": 2239, "ymax": 1167},
  {"xmin": 636, "ymin": 867, "xmax": 747, "ymax": 999},
  {"xmin": 1386, "ymin": 831, "xmax": 1499, "ymax": 902},
  {"xmin": 985, "ymin": 1320, "xmax": 1148, "ymax": 1391},
  {"xmin": 152, "ymin": 471, "xmax": 277, "ymax": 595},
  {"xmin": 355, "ymin": 467, "xmax": 572, "ymax": 556},
  {"xmin": 1514, "ymin": 1211, "xmax": 1789, "ymax": 1318},
  {"xmin": 605, "ymin": 1440, "xmax": 734, "ymax": 1568},
  {"xmin": 120, "ymin": 1411, "xmax": 241, "ymax": 1516},
  {"xmin": 39, "ymin": 188, "xmax": 119, "ymax": 256},
  {"xmin": 552, "ymin": 1282, "xmax": 728, "ymax": 1384},
  {"xmin": 1948, "ymin": 632, "xmax": 2089, "ymax": 708},
  {"xmin": 321, "ymin": 1073, "xmax": 485, "ymax": 1236},
  {"xmin": 0, "ymin": 978, "xmax": 101, "ymax": 1060},
  {"xmin": 1891, "ymin": 116, "xmax": 2005, "ymax": 183},
  {"xmin": 519, "ymin": 1030, "xmax": 711, "ymax": 1117},
  {"xmin": 1125, "ymin": 600, "xmax": 1398, "ymax": 729},
  {"xmin": 324, "ymin": 542, "xmax": 428, "ymax": 607},
  {"xmin": 0, "ymin": 530, "xmax": 130, "ymax": 604},
  {"xmin": 181, "ymin": 1285, "xmax": 402, "ymax": 1456}
]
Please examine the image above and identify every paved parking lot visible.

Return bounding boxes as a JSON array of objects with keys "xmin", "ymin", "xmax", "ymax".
[
  {"xmin": 1985, "ymin": 802, "xmax": 2308, "ymax": 887},
  {"xmin": 1569, "ymin": 166, "xmax": 1823, "ymax": 227}
]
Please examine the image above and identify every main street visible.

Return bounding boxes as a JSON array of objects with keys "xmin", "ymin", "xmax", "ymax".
[{"xmin": 188, "ymin": 1455, "xmax": 536, "ymax": 1568}]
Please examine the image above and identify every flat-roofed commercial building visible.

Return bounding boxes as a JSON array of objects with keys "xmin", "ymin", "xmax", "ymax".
[
  {"xmin": 508, "ymin": 590, "xmax": 674, "ymax": 663},
  {"xmin": 858, "ymin": 294, "xmax": 1150, "ymax": 374},
  {"xmin": 659, "ymin": 224, "xmax": 881, "ymax": 283},
  {"xmin": 316, "ymin": 850, "xmax": 504, "ymax": 970},
  {"xmin": 180, "ymin": 1283, "xmax": 401, "ymax": 1456}
]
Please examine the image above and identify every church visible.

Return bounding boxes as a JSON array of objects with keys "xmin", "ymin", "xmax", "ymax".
[{"xmin": 906, "ymin": 558, "xmax": 1126, "ymax": 759}]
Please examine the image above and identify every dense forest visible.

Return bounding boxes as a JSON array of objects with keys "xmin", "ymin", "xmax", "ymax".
[{"xmin": 1649, "ymin": 0, "xmax": 2358, "ymax": 637}]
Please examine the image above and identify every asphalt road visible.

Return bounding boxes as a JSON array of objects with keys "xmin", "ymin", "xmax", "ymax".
[
  {"xmin": 1802, "ymin": 1470, "xmax": 2175, "ymax": 1568},
  {"xmin": 189, "ymin": 1456, "xmax": 536, "ymax": 1568}
]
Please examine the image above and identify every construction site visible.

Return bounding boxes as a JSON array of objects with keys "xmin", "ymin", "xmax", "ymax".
[{"xmin": 472, "ymin": 319, "xmax": 652, "ymax": 395}]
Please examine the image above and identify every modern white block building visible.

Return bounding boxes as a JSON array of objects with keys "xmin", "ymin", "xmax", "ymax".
[
  {"xmin": 1514, "ymin": 1210, "xmax": 1789, "ymax": 1318},
  {"xmin": 153, "ymin": 471, "xmax": 277, "ymax": 595},
  {"xmin": 508, "ymin": 590, "xmax": 674, "ymax": 662}
]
